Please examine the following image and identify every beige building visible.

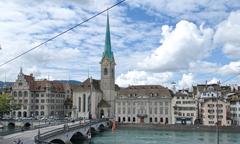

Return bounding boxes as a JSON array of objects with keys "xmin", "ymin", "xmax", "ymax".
[
  {"xmin": 116, "ymin": 85, "xmax": 172, "ymax": 124},
  {"xmin": 201, "ymin": 98, "xmax": 231, "ymax": 126},
  {"xmin": 172, "ymin": 90, "xmax": 197, "ymax": 125},
  {"xmin": 12, "ymin": 68, "xmax": 71, "ymax": 118}
]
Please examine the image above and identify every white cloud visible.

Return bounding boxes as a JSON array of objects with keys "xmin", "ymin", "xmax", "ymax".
[
  {"xmin": 207, "ymin": 77, "xmax": 219, "ymax": 84},
  {"xmin": 178, "ymin": 73, "xmax": 194, "ymax": 89},
  {"xmin": 116, "ymin": 70, "xmax": 172, "ymax": 87},
  {"xmin": 139, "ymin": 20, "xmax": 214, "ymax": 72},
  {"xmin": 219, "ymin": 61, "xmax": 240, "ymax": 75},
  {"xmin": 214, "ymin": 11, "xmax": 240, "ymax": 59},
  {"xmin": 127, "ymin": 0, "xmax": 240, "ymax": 25}
]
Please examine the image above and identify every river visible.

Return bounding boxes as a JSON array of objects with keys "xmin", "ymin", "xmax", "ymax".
[{"xmin": 73, "ymin": 128, "xmax": 240, "ymax": 144}]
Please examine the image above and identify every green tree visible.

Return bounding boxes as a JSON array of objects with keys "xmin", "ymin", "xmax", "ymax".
[{"xmin": 0, "ymin": 94, "xmax": 21, "ymax": 118}]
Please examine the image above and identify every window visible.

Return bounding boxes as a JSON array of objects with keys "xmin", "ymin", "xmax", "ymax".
[
  {"xmin": 78, "ymin": 97, "xmax": 81, "ymax": 112},
  {"xmin": 24, "ymin": 91, "xmax": 28, "ymax": 97},
  {"xmin": 133, "ymin": 117, "xmax": 136, "ymax": 122},
  {"xmin": 128, "ymin": 117, "xmax": 131, "ymax": 122},
  {"xmin": 104, "ymin": 68, "xmax": 108, "ymax": 75},
  {"xmin": 118, "ymin": 108, "xmax": 121, "ymax": 114},
  {"xmin": 18, "ymin": 91, "xmax": 22, "ymax": 97},
  {"xmin": 123, "ymin": 117, "xmax": 125, "ymax": 122},
  {"xmin": 149, "ymin": 117, "xmax": 152, "ymax": 123},
  {"xmin": 155, "ymin": 117, "xmax": 158, "ymax": 122},
  {"xmin": 19, "ymin": 82, "xmax": 22, "ymax": 86},
  {"xmin": 123, "ymin": 107, "xmax": 125, "ymax": 114},
  {"xmin": 160, "ymin": 117, "xmax": 163, "ymax": 122},
  {"xmin": 165, "ymin": 108, "xmax": 168, "ymax": 115},
  {"xmin": 41, "ymin": 99, "xmax": 45, "ymax": 103},
  {"xmin": 83, "ymin": 94, "xmax": 86, "ymax": 112},
  {"xmin": 41, "ymin": 105, "xmax": 44, "ymax": 110},
  {"xmin": 149, "ymin": 107, "xmax": 152, "ymax": 114},
  {"xmin": 133, "ymin": 107, "xmax": 135, "ymax": 114}
]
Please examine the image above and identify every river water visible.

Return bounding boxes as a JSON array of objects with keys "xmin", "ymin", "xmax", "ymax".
[{"xmin": 73, "ymin": 128, "xmax": 240, "ymax": 144}]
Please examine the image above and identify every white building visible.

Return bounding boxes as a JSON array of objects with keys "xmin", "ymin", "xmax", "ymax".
[
  {"xmin": 172, "ymin": 90, "xmax": 196, "ymax": 125},
  {"xmin": 116, "ymin": 85, "xmax": 172, "ymax": 124},
  {"xmin": 227, "ymin": 93, "xmax": 240, "ymax": 125}
]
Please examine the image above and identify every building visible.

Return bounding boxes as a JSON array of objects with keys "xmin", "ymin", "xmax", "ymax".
[
  {"xmin": 116, "ymin": 85, "xmax": 172, "ymax": 124},
  {"xmin": 227, "ymin": 93, "xmax": 240, "ymax": 125},
  {"xmin": 201, "ymin": 98, "xmax": 231, "ymax": 126},
  {"xmin": 11, "ymin": 68, "xmax": 70, "ymax": 118},
  {"xmin": 72, "ymin": 13, "xmax": 117, "ymax": 119},
  {"xmin": 172, "ymin": 90, "xmax": 196, "ymax": 125},
  {"xmin": 192, "ymin": 83, "xmax": 232, "ymax": 125}
]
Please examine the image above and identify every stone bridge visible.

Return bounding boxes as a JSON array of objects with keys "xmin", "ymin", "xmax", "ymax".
[{"xmin": 34, "ymin": 119, "xmax": 110, "ymax": 144}]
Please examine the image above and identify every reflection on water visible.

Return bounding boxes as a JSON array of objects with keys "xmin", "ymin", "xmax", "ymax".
[{"xmin": 72, "ymin": 128, "xmax": 240, "ymax": 144}]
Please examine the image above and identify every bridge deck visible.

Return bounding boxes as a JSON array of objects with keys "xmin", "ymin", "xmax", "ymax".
[{"xmin": 0, "ymin": 121, "xmax": 81, "ymax": 144}]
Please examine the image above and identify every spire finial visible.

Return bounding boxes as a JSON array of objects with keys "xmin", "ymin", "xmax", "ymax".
[{"xmin": 20, "ymin": 66, "xmax": 23, "ymax": 74}]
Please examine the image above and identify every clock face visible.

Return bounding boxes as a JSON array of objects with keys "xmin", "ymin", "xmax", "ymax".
[{"xmin": 103, "ymin": 58, "xmax": 109, "ymax": 66}]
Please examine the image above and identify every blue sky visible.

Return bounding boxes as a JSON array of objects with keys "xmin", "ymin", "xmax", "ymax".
[{"xmin": 0, "ymin": 0, "xmax": 240, "ymax": 89}]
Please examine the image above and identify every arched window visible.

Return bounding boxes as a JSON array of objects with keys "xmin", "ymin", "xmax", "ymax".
[
  {"xmin": 13, "ymin": 91, "xmax": 17, "ymax": 97},
  {"xmin": 104, "ymin": 68, "xmax": 108, "ymax": 75},
  {"xmin": 83, "ymin": 94, "xmax": 86, "ymax": 112}
]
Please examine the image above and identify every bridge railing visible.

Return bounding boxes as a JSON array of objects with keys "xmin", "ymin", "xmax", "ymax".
[{"xmin": 34, "ymin": 119, "xmax": 108, "ymax": 144}]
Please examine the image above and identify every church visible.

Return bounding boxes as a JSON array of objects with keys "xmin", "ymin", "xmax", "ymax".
[{"xmin": 72, "ymin": 13, "xmax": 118, "ymax": 119}]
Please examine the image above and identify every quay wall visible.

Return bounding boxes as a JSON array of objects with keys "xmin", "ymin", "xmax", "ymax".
[{"xmin": 118, "ymin": 124, "xmax": 240, "ymax": 133}]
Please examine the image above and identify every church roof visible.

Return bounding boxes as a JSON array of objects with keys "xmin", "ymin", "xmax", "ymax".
[
  {"xmin": 100, "ymin": 12, "xmax": 114, "ymax": 64},
  {"xmin": 73, "ymin": 78, "xmax": 101, "ymax": 92},
  {"xmin": 97, "ymin": 99, "xmax": 111, "ymax": 108}
]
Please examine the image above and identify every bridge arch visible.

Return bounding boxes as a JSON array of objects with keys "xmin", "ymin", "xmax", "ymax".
[
  {"xmin": 98, "ymin": 124, "xmax": 105, "ymax": 131},
  {"xmin": 50, "ymin": 139, "xmax": 65, "ymax": 144},
  {"xmin": 24, "ymin": 122, "xmax": 31, "ymax": 128},
  {"xmin": 8, "ymin": 122, "xmax": 15, "ymax": 128},
  {"xmin": 70, "ymin": 131, "xmax": 85, "ymax": 143}
]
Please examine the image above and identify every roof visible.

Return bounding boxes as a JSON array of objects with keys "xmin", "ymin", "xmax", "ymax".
[
  {"xmin": 73, "ymin": 78, "xmax": 101, "ymax": 92},
  {"xmin": 193, "ymin": 84, "xmax": 231, "ymax": 95},
  {"xmin": 97, "ymin": 99, "xmax": 111, "ymax": 108},
  {"xmin": 18, "ymin": 74, "xmax": 66, "ymax": 92},
  {"xmin": 100, "ymin": 13, "xmax": 114, "ymax": 64},
  {"xmin": 118, "ymin": 85, "xmax": 172, "ymax": 97}
]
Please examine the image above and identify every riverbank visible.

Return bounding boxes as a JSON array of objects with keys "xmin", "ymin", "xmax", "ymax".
[{"xmin": 118, "ymin": 123, "xmax": 240, "ymax": 133}]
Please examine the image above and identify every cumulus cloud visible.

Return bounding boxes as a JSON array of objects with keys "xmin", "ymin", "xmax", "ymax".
[
  {"xmin": 219, "ymin": 61, "xmax": 240, "ymax": 75},
  {"xmin": 178, "ymin": 73, "xmax": 194, "ymax": 89},
  {"xmin": 207, "ymin": 77, "xmax": 219, "ymax": 84},
  {"xmin": 116, "ymin": 70, "xmax": 172, "ymax": 87},
  {"xmin": 139, "ymin": 20, "xmax": 214, "ymax": 72},
  {"xmin": 214, "ymin": 11, "xmax": 240, "ymax": 59}
]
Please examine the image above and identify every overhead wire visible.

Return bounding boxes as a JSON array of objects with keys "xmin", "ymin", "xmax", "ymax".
[{"xmin": 0, "ymin": 0, "xmax": 126, "ymax": 68}]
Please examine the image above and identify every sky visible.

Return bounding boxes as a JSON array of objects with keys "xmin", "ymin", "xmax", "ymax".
[{"xmin": 0, "ymin": 0, "xmax": 240, "ymax": 89}]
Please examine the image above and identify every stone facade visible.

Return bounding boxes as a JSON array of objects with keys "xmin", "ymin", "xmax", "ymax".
[
  {"xmin": 11, "ymin": 68, "xmax": 71, "ymax": 118},
  {"xmin": 116, "ymin": 85, "xmax": 172, "ymax": 124},
  {"xmin": 172, "ymin": 90, "xmax": 197, "ymax": 125}
]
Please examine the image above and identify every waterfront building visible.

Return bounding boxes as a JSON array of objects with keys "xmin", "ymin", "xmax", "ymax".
[
  {"xmin": 115, "ymin": 85, "xmax": 172, "ymax": 124},
  {"xmin": 171, "ymin": 90, "xmax": 197, "ymax": 125},
  {"xmin": 201, "ymin": 98, "xmax": 231, "ymax": 126},
  {"xmin": 11, "ymin": 68, "xmax": 70, "ymax": 118},
  {"xmin": 72, "ymin": 13, "xmax": 118, "ymax": 119},
  {"xmin": 227, "ymin": 93, "xmax": 240, "ymax": 125},
  {"xmin": 192, "ymin": 83, "xmax": 232, "ymax": 125}
]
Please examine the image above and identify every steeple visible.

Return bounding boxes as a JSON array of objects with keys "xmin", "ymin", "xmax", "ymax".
[
  {"xmin": 19, "ymin": 67, "xmax": 23, "ymax": 75},
  {"xmin": 100, "ymin": 12, "xmax": 114, "ymax": 64}
]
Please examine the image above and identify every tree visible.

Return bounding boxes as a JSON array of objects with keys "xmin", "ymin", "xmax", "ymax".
[{"xmin": 0, "ymin": 94, "xmax": 21, "ymax": 118}]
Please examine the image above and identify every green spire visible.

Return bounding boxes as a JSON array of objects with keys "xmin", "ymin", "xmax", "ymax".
[{"xmin": 101, "ymin": 12, "xmax": 114, "ymax": 64}]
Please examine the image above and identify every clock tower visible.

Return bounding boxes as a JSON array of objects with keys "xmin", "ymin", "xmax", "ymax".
[{"xmin": 100, "ymin": 12, "xmax": 116, "ymax": 118}]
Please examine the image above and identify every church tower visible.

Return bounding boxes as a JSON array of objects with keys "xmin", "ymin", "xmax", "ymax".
[{"xmin": 100, "ymin": 12, "xmax": 116, "ymax": 118}]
